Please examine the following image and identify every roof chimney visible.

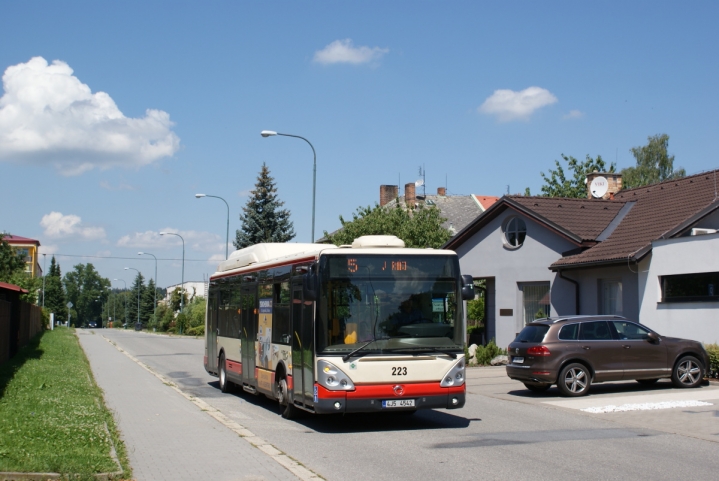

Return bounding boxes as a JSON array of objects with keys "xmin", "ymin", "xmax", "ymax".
[
  {"xmin": 437, "ymin": 187, "xmax": 446, "ymax": 196},
  {"xmin": 586, "ymin": 172, "xmax": 623, "ymax": 200},
  {"xmin": 404, "ymin": 182, "xmax": 416, "ymax": 208},
  {"xmin": 380, "ymin": 185, "xmax": 398, "ymax": 206}
]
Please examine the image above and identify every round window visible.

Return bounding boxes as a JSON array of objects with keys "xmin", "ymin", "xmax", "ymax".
[{"xmin": 503, "ymin": 217, "xmax": 527, "ymax": 248}]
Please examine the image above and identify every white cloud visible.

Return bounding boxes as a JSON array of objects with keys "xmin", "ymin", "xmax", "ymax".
[
  {"xmin": 40, "ymin": 212, "xmax": 106, "ymax": 241},
  {"xmin": 313, "ymin": 39, "xmax": 389, "ymax": 65},
  {"xmin": 207, "ymin": 253, "xmax": 225, "ymax": 265},
  {"xmin": 563, "ymin": 109, "xmax": 585, "ymax": 120},
  {"xmin": 479, "ymin": 86, "xmax": 558, "ymax": 122},
  {"xmin": 117, "ymin": 228, "xmax": 222, "ymax": 253},
  {"xmin": 38, "ymin": 244, "xmax": 59, "ymax": 255},
  {"xmin": 0, "ymin": 57, "xmax": 180, "ymax": 175}
]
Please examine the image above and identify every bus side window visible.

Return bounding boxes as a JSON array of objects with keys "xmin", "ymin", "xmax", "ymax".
[{"xmin": 272, "ymin": 282, "xmax": 291, "ymax": 345}]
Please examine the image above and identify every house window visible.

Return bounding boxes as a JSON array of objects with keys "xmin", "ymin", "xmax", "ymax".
[
  {"xmin": 520, "ymin": 282, "xmax": 550, "ymax": 324},
  {"xmin": 599, "ymin": 279, "xmax": 623, "ymax": 315},
  {"xmin": 503, "ymin": 217, "xmax": 527, "ymax": 248},
  {"xmin": 661, "ymin": 272, "xmax": 719, "ymax": 302}
]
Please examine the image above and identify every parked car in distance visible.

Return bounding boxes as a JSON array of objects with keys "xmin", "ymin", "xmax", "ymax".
[
  {"xmin": 88, "ymin": 321, "xmax": 97, "ymax": 328},
  {"xmin": 506, "ymin": 315, "xmax": 710, "ymax": 397}
]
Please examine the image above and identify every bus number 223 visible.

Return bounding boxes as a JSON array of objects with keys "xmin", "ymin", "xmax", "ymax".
[{"xmin": 392, "ymin": 367, "xmax": 407, "ymax": 376}]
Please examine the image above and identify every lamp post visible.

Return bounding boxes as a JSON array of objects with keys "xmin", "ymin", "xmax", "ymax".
[
  {"xmin": 195, "ymin": 194, "xmax": 230, "ymax": 259},
  {"xmin": 160, "ymin": 232, "xmax": 185, "ymax": 311},
  {"xmin": 138, "ymin": 252, "xmax": 158, "ymax": 327},
  {"xmin": 125, "ymin": 267, "xmax": 142, "ymax": 328},
  {"xmin": 260, "ymin": 130, "xmax": 317, "ymax": 242},
  {"xmin": 42, "ymin": 253, "xmax": 46, "ymax": 308},
  {"xmin": 113, "ymin": 278, "xmax": 128, "ymax": 328}
]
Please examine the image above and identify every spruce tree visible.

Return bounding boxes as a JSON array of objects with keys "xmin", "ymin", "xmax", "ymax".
[
  {"xmin": 128, "ymin": 272, "xmax": 145, "ymax": 325},
  {"xmin": 141, "ymin": 278, "xmax": 157, "ymax": 325},
  {"xmin": 44, "ymin": 256, "xmax": 67, "ymax": 321},
  {"xmin": 234, "ymin": 163, "xmax": 295, "ymax": 249}
]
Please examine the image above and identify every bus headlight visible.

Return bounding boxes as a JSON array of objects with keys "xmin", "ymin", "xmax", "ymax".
[
  {"xmin": 317, "ymin": 360, "xmax": 355, "ymax": 391},
  {"xmin": 440, "ymin": 358, "xmax": 465, "ymax": 387}
]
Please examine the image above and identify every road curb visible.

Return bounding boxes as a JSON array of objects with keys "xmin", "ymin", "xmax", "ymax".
[{"xmin": 101, "ymin": 335, "xmax": 323, "ymax": 481}]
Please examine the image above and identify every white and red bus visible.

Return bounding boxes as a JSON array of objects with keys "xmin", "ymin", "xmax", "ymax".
[{"xmin": 204, "ymin": 235, "xmax": 474, "ymax": 418}]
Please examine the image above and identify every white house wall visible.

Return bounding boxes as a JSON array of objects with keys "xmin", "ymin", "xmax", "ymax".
[
  {"xmin": 639, "ymin": 234, "xmax": 719, "ymax": 344},
  {"xmin": 562, "ymin": 265, "xmax": 639, "ymax": 320},
  {"xmin": 454, "ymin": 209, "xmax": 576, "ymax": 348}
]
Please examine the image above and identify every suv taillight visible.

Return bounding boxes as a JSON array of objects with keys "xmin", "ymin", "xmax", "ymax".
[{"xmin": 527, "ymin": 345, "xmax": 551, "ymax": 356}]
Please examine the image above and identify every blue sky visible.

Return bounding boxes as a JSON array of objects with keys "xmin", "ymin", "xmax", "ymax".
[{"xmin": 2, "ymin": 1, "xmax": 718, "ymax": 288}]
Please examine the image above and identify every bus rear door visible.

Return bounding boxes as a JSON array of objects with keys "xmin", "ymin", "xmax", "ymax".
[
  {"xmin": 292, "ymin": 283, "xmax": 315, "ymax": 408},
  {"xmin": 241, "ymin": 284, "xmax": 257, "ymax": 388}
]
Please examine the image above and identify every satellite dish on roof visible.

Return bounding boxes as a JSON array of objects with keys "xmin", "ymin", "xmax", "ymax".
[
  {"xmin": 590, "ymin": 176, "xmax": 608, "ymax": 198},
  {"xmin": 415, "ymin": 179, "xmax": 424, "ymax": 187}
]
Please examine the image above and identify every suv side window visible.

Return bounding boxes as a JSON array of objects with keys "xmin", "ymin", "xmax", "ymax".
[
  {"xmin": 612, "ymin": 321, "xmax": 650, "ymax": 340},
  {"xmin": 558, "ymin": 323, "xmax": 579, "ymax": 340},
  {"xmin": 578, "ymin": 321, "xmax": 613, "ymax": 340}
]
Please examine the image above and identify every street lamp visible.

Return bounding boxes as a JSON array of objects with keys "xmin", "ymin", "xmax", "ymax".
[
  {"xmin": 113, "ymin": 279, "xmax": 128, "ymax": 328},
  {"xmin": 260, "ymin": 130, "xmax": 317, "ymax": 242},
  {"xmin": 195, "ymin": 194, "xmax": 230, "ymax": 259},
  {"xmin": 138, "ymin": 252, "xmax": 158, "ymax": 327},
  {"xmin": 124, "ymin": 267, "xmax": 141, "ymax": 328},
  {"xmin": 160, "ymin": 232, "xmax": 185, "ymax": 311},
  {"xmin": 42, "ymin": 253, "xmax": 47, "ymax": 308}
]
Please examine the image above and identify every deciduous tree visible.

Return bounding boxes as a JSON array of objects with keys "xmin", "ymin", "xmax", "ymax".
[
  {"xmin": 234, "ymin": 163, "xmax": 295, "ymax": 248},
  {"xmin": 63, "ymin": 263, "xmax": 110, "ymax": 327},
  {"xmin": 0, "ymin": 233, "xmax": 25, "ymax": 281},
  {"xmin": 323, "ymin": 203, "xmax": 452, "ymax": 249},
  {"xmin": 621, "ymin": 134, "xmax": 685, "ymax": 188},
  {"xmin": 537, "ymin": 154, "xmax": 616, "ymax": 198}
]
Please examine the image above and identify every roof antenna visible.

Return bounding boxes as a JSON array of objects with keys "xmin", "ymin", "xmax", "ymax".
[
  {"xmin": 714, "ymin": 169, "xmax": 717, "ymax": 201},
  {"xmin": 506, "ymin": 185, "xmax": 510, "ymax": 195}
]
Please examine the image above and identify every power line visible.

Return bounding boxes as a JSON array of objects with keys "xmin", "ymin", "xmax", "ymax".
[{"xmin": 46, "ymin": 253, "xmax": 213, "ymax": 262}]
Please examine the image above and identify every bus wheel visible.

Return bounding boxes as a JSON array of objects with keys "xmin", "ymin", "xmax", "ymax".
[
  {"xmin": 219, "ymin": 353, "xmax": 233, "ymax": 393},
  {"xmin": 277, "ymin": 377, "xmax": 298, "ymax": 420}
]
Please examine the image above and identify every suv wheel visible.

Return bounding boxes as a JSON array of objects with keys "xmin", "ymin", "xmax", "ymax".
[
  {"xmin": 671, "ymin": 356, "xmax": 703, "ymax": 388},
  {"xmin": 557, "ymin": 363, "xmax": 591, "ymax": 397}
]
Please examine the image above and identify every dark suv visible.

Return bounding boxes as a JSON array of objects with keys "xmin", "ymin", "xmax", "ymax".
[{"xmin": 506, "ymin": 316, "xmax": 710, "ymax": 397}]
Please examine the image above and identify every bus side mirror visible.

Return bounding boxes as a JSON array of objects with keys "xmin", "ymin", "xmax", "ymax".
[
  {"xmin": 461, "ymin": 275, "xmax": 475, "ymax": 300},
  {"xmin": 303, "ymin": 268, "xmax": 317, "ymax": 301}
]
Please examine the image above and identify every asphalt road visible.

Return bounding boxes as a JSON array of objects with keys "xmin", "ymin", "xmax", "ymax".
[{"xmin": 98, "ymin": 329, "xmax": 719, "ymax": 481}]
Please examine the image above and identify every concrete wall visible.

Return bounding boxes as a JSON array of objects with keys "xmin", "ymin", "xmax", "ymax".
[
  {"xmin": 638, "ymin": 233, "xmax": 719, "ymax": 344},
  {"xmin": 454, "ymin": 209, "xmax": 576, "ymax": 348}
]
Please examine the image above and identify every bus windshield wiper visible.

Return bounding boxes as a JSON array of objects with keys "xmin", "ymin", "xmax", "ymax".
[
  {"xmin": 387, "ymin": 347, "xmax": 458, "ymax": 359},
  {"xmin": 342, "ymin": 339, "xmax": 384, "ymax": 362}
]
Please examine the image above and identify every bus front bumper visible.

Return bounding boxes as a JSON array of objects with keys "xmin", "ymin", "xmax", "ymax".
[{"xmin": 313, "ymin": 383, "xmax": 466, "ymax": 414}]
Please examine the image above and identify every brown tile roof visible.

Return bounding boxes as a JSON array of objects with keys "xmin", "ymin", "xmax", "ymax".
[
  {"xmin": 551, "ymin": 170, "xmax": 719, "ymax": 269},
  {"xmin": 509, "ymin": 196, "xmax": 626, "ymax": 242},
  {"xmin": 4, "ymin": 235, "xmax": 40, "ymax": 245}
]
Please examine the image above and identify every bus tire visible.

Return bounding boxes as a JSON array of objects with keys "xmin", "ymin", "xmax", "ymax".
[
  {"xmin": 277, "ymin": 377, "xmax": 298, "ymax": 420},
  {"xmin": 219, "ymin": 353, "xmax": 233, "ymax": 393}
]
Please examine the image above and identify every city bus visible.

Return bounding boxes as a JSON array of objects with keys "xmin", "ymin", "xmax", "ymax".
[{"xmin": 204, "ymin": 235, "xmax": 474, "ymax": 418}]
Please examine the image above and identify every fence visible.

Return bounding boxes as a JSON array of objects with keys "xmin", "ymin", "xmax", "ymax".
[{"xmin": 0, "ymin": 284, "xmax": 44, "ymax": 366}]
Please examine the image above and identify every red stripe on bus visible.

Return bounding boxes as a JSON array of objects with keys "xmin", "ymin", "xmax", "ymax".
[
  {"xmin": 287, "ymin": 375, "xmax": 293, "ymax": 390},
  {"xmin": 347, "ymin": 382, "xmax": 455, "ymax": 399},
  {"xmin": 315, "ymin": 384, "xmax": 347, "ymax": 399},
  {"xmin": 210, "ymin": 256, "xmax": 317, "ymax": 280},
  {"xmin": 226, "ymin": 359, "xmax": 242, "ymax": 375}
]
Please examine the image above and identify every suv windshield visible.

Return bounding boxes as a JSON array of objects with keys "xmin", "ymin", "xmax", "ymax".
[
  {"xmin": 515, "ymin": 324, "xmax": 549, "ymax": 343},
  {"xmin": 316, "ymin": 254, "xmax": 463, "ymax": 355}
]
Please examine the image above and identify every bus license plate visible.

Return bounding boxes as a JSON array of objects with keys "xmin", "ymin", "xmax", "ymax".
[
  {"xmin": 382, "ymin": 399, "xmax": 415, "ymax": 408},
  {"xmin": 513, "ymin": 357, "xmax": 524, "ymax": 364}
]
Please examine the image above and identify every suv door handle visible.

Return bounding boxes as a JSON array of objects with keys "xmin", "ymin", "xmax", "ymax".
[
  {"xmin": 623, "ymin": 345, "xmax": 631, "ymax": 349},
  {"xmin": 582, "ymin": 346, "xmax": 590, "ymax": 350}
]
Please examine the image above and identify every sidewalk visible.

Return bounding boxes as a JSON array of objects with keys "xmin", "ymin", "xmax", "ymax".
[{"xmin": 77, "ymin": 330, "xmax": 299, "ymax": 481}]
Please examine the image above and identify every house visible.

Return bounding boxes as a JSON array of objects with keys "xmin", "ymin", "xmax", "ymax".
[
  {"xmin": 163, "ymin": 281, "xmax": 207, "ymax": 305},
  {"xmin": 380, "ymin": 183, "xmax": 499, "ymax": 235},
  {"xmin": 4, "ymin": 235, "xmax": 42, "ymax": 277},
  {"xmin": 445, "ymin": 170, "xmax": 719, "ymax": 348}
]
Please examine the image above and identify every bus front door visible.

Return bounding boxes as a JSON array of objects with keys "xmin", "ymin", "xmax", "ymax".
[
  {"xmin": 206, "ymin": 289, "xmax": 218, "ymax": 374},
  {"xmin": 292, "ymin": 284, "xmax": 315, "ymax": 408},
  {"xmin": 241, "ymin": 285, "xmax": 257, "ymax": 388}
]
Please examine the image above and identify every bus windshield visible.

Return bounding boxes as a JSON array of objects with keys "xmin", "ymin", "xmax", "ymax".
[{"xmin": 316, "ymin": 254, "xmax": 463, "ymax": 355}]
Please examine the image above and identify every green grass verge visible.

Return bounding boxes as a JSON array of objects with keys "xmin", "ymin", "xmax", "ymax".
[{"xmin": 0, "ymin": 328, "xmax": 131, "ymax": 479}]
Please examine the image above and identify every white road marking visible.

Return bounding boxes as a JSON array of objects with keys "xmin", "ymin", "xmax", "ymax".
[
  {"xmin": 543, "ymin": 387, "xmax": 719, "ymax": 410},
  {"xmin": 581, "ymin": 400, "xmax": 713, "ymax": 414}
]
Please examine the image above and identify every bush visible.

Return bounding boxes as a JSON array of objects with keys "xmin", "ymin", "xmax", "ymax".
[
  {"xmin": 186, "ymin": 325, "xmax": 205, "ymax": 337},
  {"xmin": 706, "ymin": 343, "xmax": 719, "ymax": 379},
  {"xmin": 473, "ymin": 339, "xmax": 506, "ymax": 366}
]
